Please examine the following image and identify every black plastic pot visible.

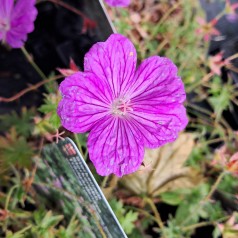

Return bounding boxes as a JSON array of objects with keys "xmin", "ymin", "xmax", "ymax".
[{"xmin": 198, "ymin": 0, "xmax": 238, "ymax": 129}]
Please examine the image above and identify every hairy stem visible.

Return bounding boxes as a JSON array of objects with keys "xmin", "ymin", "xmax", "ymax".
[
  {"xmin": 145, "ymin": 197, "xmax": 164, "ymax": 230},
  {"xmin": 182, "ymin": 215, "xmax": 230, "ymax": 231},
  {"xmin": 21, "ymin": 47, "xmax": 47, "ymax": 79},
  {"xmin": 101, "ymin": 176, "xmax": 110, "ymax": 189},
  {"xmin": 204, "ymin": 172, "xmax": 226, "ymax": 202},
  {"xmin": 0, "ymin": 75, "xmax": 63, "ymax": 103}
]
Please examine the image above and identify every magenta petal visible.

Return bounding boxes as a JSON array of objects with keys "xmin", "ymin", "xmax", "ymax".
[
  {"xmin": 87, "ymin": 116, "xmax": 144, "ymax": 176},
  {"xmin": 128, "ymin": 56, "xmax": 188, "ymax": 148},
  {"xmin": 0, "ymin": 0, "xmax": 14, "ymax": 18},
  {"xmin": 3, "ymin": 0, "xmax": 37, "ymax": 48},
  {"xmin": 84, "ymin": 34, "xmax": 137, "ymax": 99},
  {"xmin": 128, "ymin": 56, "xmax": 183, "ymax": 101},
  {"xmin": 57, "ymin": 34, "xmax": 188, "ymax": 177},
  {"xmin": 6, "ymin": 31, "xmax": 27, "ymax": 48},
  {"xmin": 11, "ymin": 0, "xmax": 37, "ymax": 22},
  {"xmin": 130, "ymin": 105, "xmax": 188, "ymax": 148},
  {"xmin": 226, "ymin": 13, "xmax": 238, "ymax": 22},
  {"xmin": 104, "ymin": 0, "xmax": 130, "ymax": 7},
  {"xmin": 0, "ymin": 0, "xmax": 14, "ymax": 42},
  {"xmin": 57, "ymin": 72, "xmax": 109, "ymax": 133}
]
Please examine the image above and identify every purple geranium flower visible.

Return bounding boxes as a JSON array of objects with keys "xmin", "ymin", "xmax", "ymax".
[
  {"xmin": 105, "ymin": 0, "xmax": 130, "ymax": 7},
  {"xmin": 57, "ymin": 34, "xmax": 188, "ymax": 177},
  {"xmin": 225, "ymin": 0, "xmax": 238, "ymax": 23},
  {"xmin": 0, "ymin": 0, "xmax": 37, "ymax": 48}
]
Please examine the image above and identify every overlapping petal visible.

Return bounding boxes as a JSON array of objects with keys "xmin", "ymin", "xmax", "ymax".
[
  {"xmin": 87, "ymin": 116, "xmax": 144, "ymax": 176},
  {"xmin": 127, "ymin": 56, "xmax": 188, "ymax": 148},
  {"xmin": 0, "ymin": 0, "xmax": 13, "ymax": 42},
  {"xmin": 57, "ymin": 72, "xmax": 110, "ymax": 133},
  {"xmin": 0, "ymin": 0, "xmax": 13, "ymax": 19},
  {"xmin": 84, "ymin": 34, "xmax": 137, "ymax": 99},
  {"xmin": 104, "ymin": 0, "xmax": 131, "ymax": 7}
]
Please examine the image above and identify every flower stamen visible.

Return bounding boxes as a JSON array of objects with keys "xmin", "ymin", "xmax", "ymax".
[
  {"xmin": 111, "ymin": 98, "xmax": 133, "ymax": 116},
  {"xmin": 0, "ymin": 18, "xmax": 9, "ymax": 31}
]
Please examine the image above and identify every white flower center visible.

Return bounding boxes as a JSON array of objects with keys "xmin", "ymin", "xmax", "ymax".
[
  {"xmin": 111, "ymin": 98, "xmax": 133, "ymax": 116},
  {"xmin": 0, "ymin": 18, "xmax": 10, "ymax": 32}
]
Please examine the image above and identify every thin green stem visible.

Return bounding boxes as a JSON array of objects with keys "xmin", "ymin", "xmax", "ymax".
[
  {"xmin": 126, "ymin": 205, "xmax": 159, "ymax": 223},
  {"xmin": 21, "ymin": 47, "xmax": 47, "ymax": 79},
  {"xmin": 15, "ymin": 225, "xmax": 32, "ymax": 235},
  {"xmin": 204, "ymin": 172, "xmax": 226, "ymax": 202},
  {"xmin": 73, "ymin": 134, "xmax": 84, "ymax": 156},
  {"xmin": 181, "ymin": 172, "xmax": 226, "ymax": 226},
  {"xmin": 145, "ymin": 197, "xmax": 164, "ymax": 230},
  {"xmin": 101, "ymin": 176, "xmax": 109, "ymax": 189},
  {"xmin": 5, "ymin": 184, "xmax": 18, "ymax": 210},
  {"xmin": 198, "ymin": 137, "xmax": 224, "ymax": 146},
  {"xmin": 182, "ymin": 215, "xmax": 230, "ymax": 231},
  {"xmin": 183, "ymin": 221, "xmax": 213, "ymax": 231}
]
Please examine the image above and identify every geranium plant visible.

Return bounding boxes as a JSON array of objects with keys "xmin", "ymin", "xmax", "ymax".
[{"xmin": 0, "ymin": 0, "xmax": 238, "ymax": 237}]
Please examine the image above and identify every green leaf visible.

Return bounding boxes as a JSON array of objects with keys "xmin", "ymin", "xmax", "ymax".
[
  {"xmin": 162, "ymin": 219, "xmax": 186, "ymax": 238},
  {"xmin": 41, "ymin": 211, "xmax": 63, "ymax": 229},
  {"xmin": 160, "ymin": 191, "xmax": 188, "ymax": 206},
  {"xmin": 213, "ymin": 226, "xmax": 221, "ymax": 238},
  {"xmin": 218, "ymin": 174, "xmax": 238, "ymax": 194},
  {"xmin": 38, "ymin": 104, "xmax": 56, "ymax": 114},
  {"xmin": 49, "ymin": 113, "xmax": 61, "ymax": 130},
  {"xmin": 209, "ymin": 86, "xmax": 230, "ymax": 120},
  {"xmin": 0, "ymin": 108, "xmax": 34, "ymax": 137},
  {"xmin": 199, "ymin": 201, "xmax": 224, "ymax": 220},
  {"xmin": 186, "ymin": 145, "xmax": 209, "ymax": 169},
  {"xmin": 32, "ymin": 210, "xmax": 63, "ymax": 237},
  {"xmin": 6, "ymin": 231, "xmax": 24, "ymax": 238},
  {"xmin": 0, "ymin": 128, "xmax": 33, "ymax": 170},
  {"xmin": 120, "ymin": 210, "xmax": 138, "ymax": 234},
  {"xmin": 109, "ymin": 198, "xmax": 125, "ymax": 214},
  {"xmin": 38, "ymin": 93, "xmax": 61, "ymax": 129},
  {"xmin": 175, "ymin": 184, "xmax": 210, "ymax": 225},
  {"xmin": 109, "ymin": 199, "xmax": 138, "ymax": 235},
  {"xmin": 57, "ymin": 216, "xmax": 80, "ymax": 238},
  {"xmin": 44, "ymin": 72, "xmax": 58, "ymax": 93},
  {"xmin": 5, "ymin": 225, "xmax": 32, "ymax": 238},
  {"xmin": 114, "ymin": 9, "xmax": 131, "ymax": 34},
  {"xmin": 175, "ymin": 202, "xmax": 199, "ymax": 225}
]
